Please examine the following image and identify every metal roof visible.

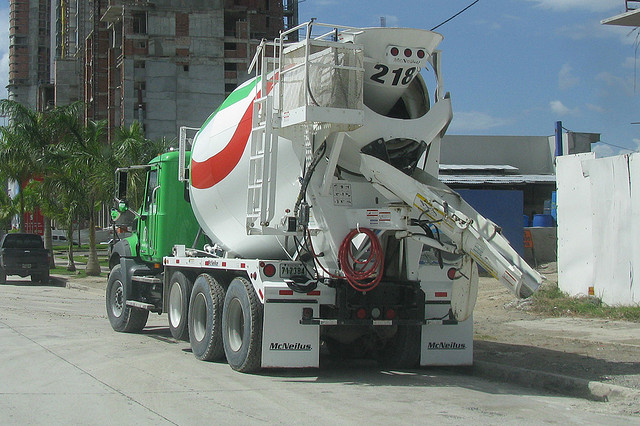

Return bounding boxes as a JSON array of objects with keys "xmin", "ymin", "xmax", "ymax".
[
  {"xmin": 602, "ymin": 8, "xmax": 640, "ymax": 26},
  {"xmin": 439, "ymin": 164, "xmax": 519, "ymax": 173},
  {"xmin": 439, "ymin": 174, "xmax": 556, "ymax": 185}
]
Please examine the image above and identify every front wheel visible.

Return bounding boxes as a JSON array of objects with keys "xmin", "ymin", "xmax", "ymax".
[
  {"xmin": 222, "ymin": 277, "xmax": 263, "ymax": 373},
  {"xmin": 106, "ymin": 265, "xmax": 149, "ymax": 333},
  {"xmin": 0, "ymin": 267, "xmax": 6, "ymax": 284},
  {"xmin": 168, "ymin": 271, "xmax": 192, "ymax": 340}
]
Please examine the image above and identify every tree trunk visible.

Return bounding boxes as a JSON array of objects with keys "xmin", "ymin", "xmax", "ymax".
[
  {"xmin": 85, "ymin": 202, "xmax": 101, "ymax": 276},
  {"xmin": 18, "ymin": 187, "xmax": 25, "ymax": 232},
  {"xmin": 44, "ymin": 216, "xmax": 55, "ymax": 268},
  {"xmin": 65, "ymin": 221, "xmax": 76, "ymax": 272}
]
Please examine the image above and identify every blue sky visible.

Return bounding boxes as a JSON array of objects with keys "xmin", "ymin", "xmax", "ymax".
[
  {"xmin": 0, "ymin": 1, "xmax": 637, "ymax": 156},
  {"xmin": 299, "ymin": 0, "xmax": 640, "ymax": 157}
]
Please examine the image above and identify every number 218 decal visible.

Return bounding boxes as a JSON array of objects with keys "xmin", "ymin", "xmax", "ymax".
[{"xmin": 370, "ymin": 65, "xmax": 418, "ymax": 86}]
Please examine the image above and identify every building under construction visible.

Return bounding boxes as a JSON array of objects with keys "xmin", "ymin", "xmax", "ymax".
[{"xmin": 9, "ymin": 0, "xmax": 298, "ymax": 141}]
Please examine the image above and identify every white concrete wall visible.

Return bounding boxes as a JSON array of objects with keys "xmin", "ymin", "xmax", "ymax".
[{"xmin": 557, "ymin": 153, "xmax": 640, "ymax": 306}]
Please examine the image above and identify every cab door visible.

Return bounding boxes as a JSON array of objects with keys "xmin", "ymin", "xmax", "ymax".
[{"xmin": 139, "ymin": 167, "xmax": 159, "ymax": 260}]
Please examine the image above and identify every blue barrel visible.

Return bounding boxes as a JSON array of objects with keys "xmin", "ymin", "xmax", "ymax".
[
  {"xmin": 532, "ymin": 214, "xmax": 554, "ymax": 227},
  {"xmin": 523, "ymin": 215, "xmax": 530, "ymax": 227}
]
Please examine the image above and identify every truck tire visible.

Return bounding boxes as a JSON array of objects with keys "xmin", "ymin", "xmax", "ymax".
[
  {"xmin": 379, "ymin": 325, "xmax": 421, "ymax": 369},
  {"xmin": 189, "ymin": 273, "xmax": 226, "ymax": 361},
  {"xmin": 168, "ymin": 271, "xmax": 192, "ymax": 340},
  {"xmin": 31, "ymin": 272, "xmax": 49, "ymax": 283},
  {"xmin": 222, "ymin": 277, "xmax": 263, "ymax": 373},
  {"xmin": 106, "ymin": 265, "xmax": 149, "ymax": 333},
  {"xmin": 0, "ymin": 268, "xmax": 6, "ymax": 284}
]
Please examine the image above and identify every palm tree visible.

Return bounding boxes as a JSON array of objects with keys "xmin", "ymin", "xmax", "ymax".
[
  {"xmin": 0, "ymin": 118, "xmax": 36, "ymax": 232},
  {"xmin": 53, "ymin": 118, "xmax": 110, "ymax": 276},
  {"xmin": 113, "ymin": 122, "xmax": 175, "ymax": 209},
  {"xmin": 35, "ymin": 158, "xmax": 85, "ymax": 271},
  {"xmin": 0, "ymin": 186, "xmax": 17, "ymax": 232},
  {"xmin": 0, "ymin": 100, "xmax": 75, "ymax": 257}
]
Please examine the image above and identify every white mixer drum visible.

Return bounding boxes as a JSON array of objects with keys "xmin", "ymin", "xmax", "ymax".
[
  {"xmin": 189, "ymin": 78, "xmax": 301, "ymax": 259},
  {"xmin": 339, "ymin": 27, "xmax": 443, "ymax": 115}
]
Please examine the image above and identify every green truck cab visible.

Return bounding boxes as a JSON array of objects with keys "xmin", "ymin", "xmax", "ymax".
[{"xmin": 106, "ymin": 150, "xmax": 204, "ymax": 333}]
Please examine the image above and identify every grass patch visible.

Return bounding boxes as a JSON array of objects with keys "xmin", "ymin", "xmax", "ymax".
[
  {"xmin": 73, "ymin": 255, "xmax": 108, "ymax": 267},
  {"xmin": 51, "ymin": 266, "xmax": 87, "ymax": 277},
  {"xmin": 530, "ymin": 283, "xmax": 640, "ymax": 322},
  {"xmin": 50, "ymin": 266, "xmax": 106, "ymax": 278}
]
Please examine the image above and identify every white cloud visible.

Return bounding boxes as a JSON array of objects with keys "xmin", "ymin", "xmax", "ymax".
[
  {"xmin": 550, "ymin": 100, "xmax": 579, "ymax": 116},
  {"xmin": 601, "ymin": 24, "xmax": 640, "ymax": 46},
  {"xmin": 591, "ymin": 142, "xmax": 619, "ymax": 158},
  {"xmin": 526, "ymin": 0, "xmax": 619, "ymax": 13},
  {"xmin": 622, "ymin": 56, "xmax": 638, "ymax": 68},
  {"xmin": 473, "ymin": 19, "xmax": 502, "ymax": 31},
  {"xmin": 449, "ymin": 111, "xmax": 509, "ymax": 132},
  {"xmin": 592, "ymin": 139, "xmax": 640, "ymax": 158},
  {"xmin": 558, "ymin": 63, "xmax": 579, "ymax": 90},
  {"xmin": 586, "ymin": 103, "xmax": 605, "ymax": 113},
  {"xmin": 596, "ymin": 71, "xmax": 636, "ymax": 94}
]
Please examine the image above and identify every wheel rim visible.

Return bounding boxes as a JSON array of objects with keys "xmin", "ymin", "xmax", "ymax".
[
  {"xmin": 192, "ymin": 292, "xmax": 207, "ymax": 342},
  {"xmin": 111, "ymin": 280, "xmax": 124, "ymax": 317},
  {"xmin": 169, "ymin": 281, "xmax": 183, "ymax": 328},
  {"xmin": 227, "ymin": 297, "xmax": 244, "ymax": 352}
]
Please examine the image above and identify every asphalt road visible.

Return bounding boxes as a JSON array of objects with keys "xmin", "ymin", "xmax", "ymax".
[{"xmin": 0, "ymin": 277, "xmax": 635, "ymax": 425}]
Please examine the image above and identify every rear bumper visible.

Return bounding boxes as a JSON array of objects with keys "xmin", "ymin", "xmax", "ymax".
[{"xmin": 3, "ymin": 265, "xmax": 49, "ymax": 277}]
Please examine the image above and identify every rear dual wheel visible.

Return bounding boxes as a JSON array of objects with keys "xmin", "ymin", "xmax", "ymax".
[
  {"xmin": 379, "ymin": 325, "xmax": 421, "ymax": 369},
  {"xmin": 189, "ymin": 275, "xmax": 263, "ymax": 373},
  {"xmin": 189, "ymin": 273, "xmax": 226, "ymax": 361},
  {"xmin": 222, "ymin": 277, "xmax": 263, "ymax": 373}
]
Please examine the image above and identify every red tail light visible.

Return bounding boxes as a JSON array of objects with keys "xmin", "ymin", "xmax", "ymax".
[
  {"xmin": 447, "ymin": 268, "xmax": 457, "ymax": 280},
  {"xmin": 263, "ymin": 263, "xmax": 276, "ymax": 277}
]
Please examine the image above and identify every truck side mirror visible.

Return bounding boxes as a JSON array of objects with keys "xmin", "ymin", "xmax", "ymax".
[{"xmin": 116, "ymin": 170, "xmax": 128, "ymax": 200}]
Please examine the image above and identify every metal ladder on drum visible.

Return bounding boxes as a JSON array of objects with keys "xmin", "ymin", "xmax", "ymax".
[{"xmin": 246, "ymin": 41, "xmax": 280, "ymax": 233}]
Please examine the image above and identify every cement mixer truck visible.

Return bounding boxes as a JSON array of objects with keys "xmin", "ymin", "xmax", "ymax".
[{"xmin": 106, "ymin": 21, "xmax": 542, "ymax": 372}]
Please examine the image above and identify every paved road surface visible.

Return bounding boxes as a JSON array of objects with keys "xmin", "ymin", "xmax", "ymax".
[{"xmin": 0, "ymin": 278, "xmax": 635, "ymax": 425}]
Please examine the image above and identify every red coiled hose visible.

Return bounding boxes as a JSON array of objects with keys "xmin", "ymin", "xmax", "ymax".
[{"xmin": 338, "ymin": 227, "xmax": 384, "ymax": 292}]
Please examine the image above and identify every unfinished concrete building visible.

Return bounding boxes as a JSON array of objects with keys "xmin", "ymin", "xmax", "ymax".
[
  {"xmin": 87, "ymin": 0, "xmax": 292, "ymax": 141},
  {"xmin": 9, "ymin": 0, "xmax": 296, "ymax": 142},
  {"xmin": 8, "ymin": 0, "xmax": 53, "ymax": 110}
]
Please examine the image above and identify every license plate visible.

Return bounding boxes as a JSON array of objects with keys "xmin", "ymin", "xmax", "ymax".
[
  {"xmin": 280, "ymin": 263, "xmax": 306, "ymax": 278},
  {"xmin": 22, "ymin": 264, "xmax": 31, "ymax": 269}
]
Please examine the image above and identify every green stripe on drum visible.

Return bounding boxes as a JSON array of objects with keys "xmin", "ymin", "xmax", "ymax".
[{"xmin": 199, "ymin": 77, "xmax": 260, "ymax": 131}]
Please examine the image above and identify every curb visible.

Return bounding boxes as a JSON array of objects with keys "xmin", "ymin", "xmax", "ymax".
[
  {"xmin": 66, "ymin": 282, "xmax": 92, "ymax": 292},
  {"xmin": 473, "ymin": 360, "xmax": 640, "ymax": 403}
]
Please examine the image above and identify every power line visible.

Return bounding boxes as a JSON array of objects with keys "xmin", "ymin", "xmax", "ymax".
[
  {"xmin": 595, "ymin": 140, "xmax": 639, "ymax": 153},
  {"xmin": 431, "ymin": 0, "xmax": 481, "ymax": 31},
  {"xmin": 564, "ymin": 124, "xmax": 638, "ymax": 154}
]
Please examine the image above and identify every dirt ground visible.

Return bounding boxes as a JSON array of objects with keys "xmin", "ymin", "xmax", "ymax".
[{"xmin": 473, "ymin": 262, "xmax": 640, "ymax": 403}]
